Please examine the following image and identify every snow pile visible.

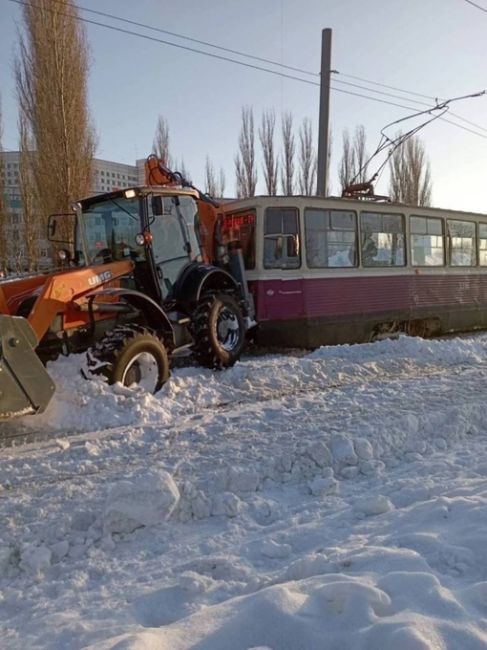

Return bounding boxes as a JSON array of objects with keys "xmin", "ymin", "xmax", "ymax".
[
  {"xmin": 102, "ymin": 471, "xmax": 180, "ymax": 535},
  {"xmin": 3, "ymin": 335, "xmax": 487, "ymax": 648}
]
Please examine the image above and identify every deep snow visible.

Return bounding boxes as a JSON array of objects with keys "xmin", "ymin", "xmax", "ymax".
[{"xmin": 2, "ymin": 336, "xmax": 487, "ymax": 648}]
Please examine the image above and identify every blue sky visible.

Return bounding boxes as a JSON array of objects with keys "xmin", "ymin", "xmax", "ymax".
[{"xmin": 0, "ymin": 0, "xmax": 486, "ymax": 211}]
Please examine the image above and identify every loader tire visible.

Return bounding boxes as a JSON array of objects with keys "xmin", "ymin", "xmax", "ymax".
[
  {"xmin": 191, "ymin": 293, "xmax": 245, "ymax": 369},
  {"xmin": 85, "ymin": 325, "xmax": 170, "ymax": 393}
]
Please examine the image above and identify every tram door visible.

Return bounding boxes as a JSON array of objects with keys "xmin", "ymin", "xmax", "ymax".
[{"xmin": 261, "ymin": 207, "xmax": 305, "ymax": 321}]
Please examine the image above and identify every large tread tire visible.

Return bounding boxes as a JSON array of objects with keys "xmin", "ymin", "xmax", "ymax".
[
  {"xmin": 85, "ymin": 325, "xmax": 170, "ymax": 393},
  {"xmin": 191, "ymin": 293, "xmax": 245, "ymax": 369}
]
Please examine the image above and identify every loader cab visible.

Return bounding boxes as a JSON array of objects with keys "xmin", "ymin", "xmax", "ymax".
[{"xmin": 76, "ymin": 187, "xmax": 203, "ymax": 302}]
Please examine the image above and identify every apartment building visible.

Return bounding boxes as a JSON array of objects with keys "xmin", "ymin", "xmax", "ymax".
[{"xmin": 0, "ymin": 152, "xmax": 142, "ymax": 271}]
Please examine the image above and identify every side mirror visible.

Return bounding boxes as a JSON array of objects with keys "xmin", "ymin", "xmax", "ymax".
[
  {"xmin": 48, "ymin": 215, "xmax": 57, "ymax": 239},
  {"xmin": 47, "ymin": 213, "xmax": 76, "ymax": 243}
]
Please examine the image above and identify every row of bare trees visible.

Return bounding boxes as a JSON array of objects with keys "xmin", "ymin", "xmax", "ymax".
[
  {"xmin": 151, "ymin": 108, "xmax": 320, "ymax": 200},
  {"xmin": 233, "ymin": 107, "xmax": 324, "ymax": 198}
]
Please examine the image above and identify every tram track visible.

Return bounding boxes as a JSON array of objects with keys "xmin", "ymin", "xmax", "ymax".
[
  {"xmin": 2, "ymin": 356, "xmax": 487, "ymax": 495},
  {"xmin": 1, "ymin": 356, "xmax": 485, "ymax": 451}
]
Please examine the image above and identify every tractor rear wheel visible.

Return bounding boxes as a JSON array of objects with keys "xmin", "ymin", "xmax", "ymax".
[
  {"xmin": 85, "ymin": 325, "xmax": 170, "ymax": 393},
  {"xmin": 191, "ymin": 293, "xmax": 245, "ymax": 369}
]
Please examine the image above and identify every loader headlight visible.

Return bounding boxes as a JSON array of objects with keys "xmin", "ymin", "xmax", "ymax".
[
  {"xmin": 124, "ymin": 189, "xmax": 137, "ymax": 199},
  {"xmin": 57, "ymin": 249, "xmax": 71, "ymax": 262}
]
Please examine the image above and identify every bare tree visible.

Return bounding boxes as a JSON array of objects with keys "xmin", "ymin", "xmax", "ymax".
[
  {"xmin": 204, "ymin": 158, "xmax": 225, "ymax": 198},
  {"xmin": 259, "ymin": 109, "xmax": 278, "ymax": 195},
  {"xmin": 205, "ymin": 156, "xmax": 217, "ymax": 196},
  {"xmin": 153, "ymin": 115, "xmax": 171, "ymax": 166},
  {"xmin": 177, "ymin": 158, "xmax": 191, "ymax": 184},
  {"xmin": 326, "ymin": 129, "xmax": 333, "ymax": 195},
  {"xmin": 15, "ymin": 0, "xmax": 96, "ymax": 239},
  {"xmin": 218, "ymin": 167, "xmax": 226, "ymax": 198},
  {"xmin": 234, "ymin": 106, "xmax": 257, "ymax": 198},
  {"xmin": 298, "ymin": 117, "xmax": 316, "ymax": 195},
  {"xmin": 0, "ymin": 97, "xmax": 8, "ymax": 275},
  {"xmin": 280, "ymin": 112, "xmax": 295, "ymax": 195},
  {"xmin": 18, "ymin": 110, "xmax": 39, "ymax": 271},
  {"xmin": 353, "ymin": 125, "xmax": 368, "ymax": 184},
  {"xmin": 338, "ymin": 125, "xmax": 368, "ymax": 192},
  {"xmin": 234, "ymin": 157, "xmax": 245, "ymax": 199},
  {"xmin": 338, "ymin": 129, "xmax": 354, "ymax": 191},
  {"xmin": 388, "ymin": 135, "xmax": 432, "ymax": 206}
]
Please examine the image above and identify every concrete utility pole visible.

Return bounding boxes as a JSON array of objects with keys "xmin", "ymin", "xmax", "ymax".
[{"xmin": 316, "ymin": 28, "xmax": 332, "ymax": 196}]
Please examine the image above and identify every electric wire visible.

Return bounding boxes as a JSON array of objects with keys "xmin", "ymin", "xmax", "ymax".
[
  {"xmin": 22, "ymin": 0, "xmax": 487, "ymax": 133},
  {"xmin": 333, "ymin": 76, "xmax": 487, "ymax": 134},
  {"xmin": 46, "ymin": 0, "xmax": 487, "ymax": 135},
  {"xmin": 463, "ymin": 0, "xmax": 487, "ymax": 14},
  {"xmin": 8, "ymin": 0, "xmax": 487, "ymax": 141},
  {"xmin": 39, "ymin": 0, "xmax": 321, "ymax": 79}
]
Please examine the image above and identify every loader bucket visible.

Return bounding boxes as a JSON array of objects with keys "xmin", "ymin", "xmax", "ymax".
[{"xmin": 0, "ymin": 315, "xmax": 55, "ymax": 420}]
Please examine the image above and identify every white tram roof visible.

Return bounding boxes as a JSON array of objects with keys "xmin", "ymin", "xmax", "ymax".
[{"xmin": 221, "ymin": 195, "xmax": 487, "ymax": 221}]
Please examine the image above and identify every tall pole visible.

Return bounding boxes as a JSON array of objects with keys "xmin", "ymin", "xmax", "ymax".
[{"xmin": 317, "ymin": 28, "xmax": 332, "ymax": 196}]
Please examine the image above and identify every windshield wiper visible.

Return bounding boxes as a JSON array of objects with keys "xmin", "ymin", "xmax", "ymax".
[{"xmin": 109, "ymin": 198, "xmax": 138, "ymax": 221}]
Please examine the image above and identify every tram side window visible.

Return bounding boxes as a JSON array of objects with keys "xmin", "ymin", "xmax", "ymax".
[
  {"xmin": 305, "ymin": 208, "xmax": 357, "ymax": 268},
  {"xmin": 448, "ymin": 219, "xmax": 476, "ymax": 266},
  {"xmin": 410, "ymin": 216, "xmax": 444, "ymax": 266},
  {"xmin": 264, "ymin": 207, "xmax": 300, "ymax": 269},
  {"xmin": 360, "ymin": 212, "xmax": 405, "ymax": 267},
  {"xmin": 478, "ymin": 224, "xmax": 487, "ymax": 266}
]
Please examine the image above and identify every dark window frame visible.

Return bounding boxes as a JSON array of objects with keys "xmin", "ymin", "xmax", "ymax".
[
  {"xmin": 263, "ymin": 206, "xmax": 301, "ymax": 270},
  {"xmin": 478, "ymin": 222, "xmax": 487, "ymax": 267},
  {"xmin": 360, "ymin": 211, "xmax": 406, "ymax": 268},
  {"xmin": 221, "ymin": 209, "xmax": 257, "ymax": 270},
  {"xmin": 447, "ymin": 218, "xmax": 477, "ymax": 267},
  {"xmin": 304, "ymin": 207, "xmax": 358, "ymax": 269},
  {"xmin": 409, "ymin": 215, "xmax": 445, "ymax": 267}
]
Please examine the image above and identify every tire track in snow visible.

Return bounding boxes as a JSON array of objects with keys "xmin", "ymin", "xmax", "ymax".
[{"xmin": 2, "ymin": 358, "xmax": 487, "ymax": 494}]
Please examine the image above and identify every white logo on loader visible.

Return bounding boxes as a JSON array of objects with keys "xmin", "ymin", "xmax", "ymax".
[{"xmin": 88, "ymin": 270, "xmax": 112, "ymax": 287}]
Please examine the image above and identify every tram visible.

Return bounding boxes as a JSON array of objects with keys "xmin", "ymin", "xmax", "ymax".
[{"xmin": 220, "ymin": 195, "xmax": 487, "ymax": 347}]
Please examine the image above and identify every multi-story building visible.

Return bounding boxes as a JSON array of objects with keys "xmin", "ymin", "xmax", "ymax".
[
  {"xmin": 0, "ymin": 152, "xmax": 141, "ymax": 272},
  {"xmin": 92, "ymin": 158, "xmax": 139, "ymax": 194}
]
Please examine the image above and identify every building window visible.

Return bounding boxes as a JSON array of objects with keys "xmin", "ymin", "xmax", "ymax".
[
  {"xmin": 360, "ymin": 211, "xmax": 406, "ymax": 267},
  {"xmin": 410, "ymin": 216, "xmax": 444, "ymax": 266},
  {"xmin": 305, "ymin": 208, "xmax": 357, "ymax": 268},
  {"xmin": 448, "ymin": 219, "xmax": 476, "ymax": 266}
]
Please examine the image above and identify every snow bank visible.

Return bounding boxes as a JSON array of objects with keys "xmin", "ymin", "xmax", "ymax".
[{"xmin": 3, "ymin": 335, "xmax": 487, "ymax": 649}]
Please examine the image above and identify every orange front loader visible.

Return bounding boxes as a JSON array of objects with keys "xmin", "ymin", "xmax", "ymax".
[
  {"xmin": 0, "ymin": 155, "xmax": 254, "ymax": 421},
  {"xmin": 0, "ymin": 259, "xmax": 134, "ymax": 418}
]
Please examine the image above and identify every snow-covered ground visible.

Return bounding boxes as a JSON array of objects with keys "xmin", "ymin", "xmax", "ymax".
[{"xmin": 2, "ymin": 335, "xmax": 487, "ymax": 649}]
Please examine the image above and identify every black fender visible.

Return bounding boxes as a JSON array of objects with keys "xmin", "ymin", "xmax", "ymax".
[
  {"xmin": 173, "ymin": 262, "xmax": 241, "ymax": 312},
  {"xmin": 86, "ymin": 288, "xmax": 175, "ymax": 346}
]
